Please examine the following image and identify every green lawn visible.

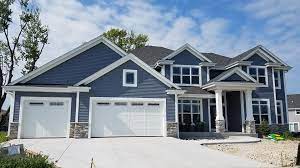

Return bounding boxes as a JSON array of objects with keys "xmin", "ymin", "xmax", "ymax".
[{"xmin": 0, "ymin": 132, "xmax": 9, "ymax": 143}]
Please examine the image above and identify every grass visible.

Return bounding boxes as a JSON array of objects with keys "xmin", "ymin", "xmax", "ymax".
[{"xmin": 0, "ymin": 132, "xmax": 9, "ymax": 143}]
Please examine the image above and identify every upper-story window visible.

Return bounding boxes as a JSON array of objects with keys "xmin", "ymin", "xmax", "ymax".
[
  {"xmin": 123, "ymin": 69, "xmax": 137, "ymax": 87},
  {"xmin": 172, "ymin": 65, "xmax": 200, "ymax": 85},
  {"xmin": 274, "ymin": 70, "xmax": 281, "ymax": 89},
  {"xmin": 247, "ymin": 66, "xmax": 268, "ymax": 86}
]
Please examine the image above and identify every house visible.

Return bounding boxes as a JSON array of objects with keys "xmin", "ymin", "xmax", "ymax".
[
  {"xmin": 287, "ymin": 94, "xmax": 300, "ymax": 132},
  {"xmin": 3, "ymin": 36, "xmax": 291, "ymax": 139}
]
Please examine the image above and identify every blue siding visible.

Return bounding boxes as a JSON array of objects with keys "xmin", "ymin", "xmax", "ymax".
[
  {"xmin": 26, "ymin": 43, "xmax": 122, "ymax": 85},
  {"xmin": 165, "ymin": 65, "xmax": 171, "ymax": 80},
  {"xmin": 209, "ymin": 69, "xmax": 225, "ymax": 80},
  {"xmin": 246, "ymin": 54, "xmax": 268, "ymax": 66},
  {"xmin": 169, "ymin": 50, "xmax": 202, "ymax": 65},
  {"xmin": 222, "ymin": 73, "xmax": 248, "ymax": 82},
  {"xmin": 79, "ymin": 60, "xmax": 175, "ymax": 122},
  {"xmin": 13, "ymin": 92, "xmax": 76, "ymax": 122},
  {"xmin": 201, "ymin": 67, "xmax": 208, "ymax": 85}
]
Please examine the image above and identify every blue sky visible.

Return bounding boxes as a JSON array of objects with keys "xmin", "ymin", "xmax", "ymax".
[{"xmin": 8, "ymin": 0, "xmax": 300, "ymax": 93}]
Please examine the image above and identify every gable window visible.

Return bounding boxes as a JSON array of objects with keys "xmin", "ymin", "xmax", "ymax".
[
  {"xmin": 276, "ymin": 100, "xmax": 283, "ymax": 124},
  {"xmin": 289, "ymin": 122, "xmax": 299, "ymax": 132},
  {"xmin": 247, "ymin": 66, "xmax": 268, "ymax": 86},
  {"xmin": 172, "ymin": 65, "xmax": 200, "ymax": 85},
  {"xmin": 178, "ymin": 99, "xmax": 202, "ymax": 126},
  {"xmin": 123, "ymin": 69, "xmax": 137, "ymax": 87},
  {"xmin": 252, "ymin": 99, "xmax": 270, "ymax": 125},
  {"xmin": 274, "ymin": 70, "xmax": 281, "ymax": 89}
]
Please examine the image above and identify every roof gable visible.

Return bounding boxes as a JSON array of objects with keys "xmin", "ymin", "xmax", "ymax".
[
  {"xmin": 162, "ymin": 44, "xmax": 212, "ymax": 63},
  {"xmin": 10, "ymin": 36, "xmax": 127, "ymax": 85},
  {"xmin": 209, "ymin": 67, "xmax": 257, "ymax": 83}
]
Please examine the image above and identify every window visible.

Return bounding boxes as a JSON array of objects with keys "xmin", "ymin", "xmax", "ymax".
[
  {"xmin": 172, "ymin": 66, "xmax": 200, "ymax": 85},
  {"xmin": 49, "ymin": 102, "xmax": 64, "ymax": 106},
  {"xmin": 276, "ymin": 100, "xmax": 283, "ymax": 124},
  {"xmin": 248, "ymin": 66, "xmax": 268, "ymax": 86},
  {"xmin": 252, "ymin": 99, "xmax": 270, "ymax": 124},
  {"xmin": 296, "ymin": 110, "xmax": 300, "ymax": 115},
  {"xmin": 178, "ymin": 99, "xmax": 202, "ymax": 125},
  {"xmin": 274, "ymin": 70, "xmax": 281, "ymax": 89},
  {"xmin": 289, "ymin": 122, "xmax": 299, "ymax": 132},
  {"xmin": 123, "ymin": 69, "xmax": 137, "ymax": 87}
]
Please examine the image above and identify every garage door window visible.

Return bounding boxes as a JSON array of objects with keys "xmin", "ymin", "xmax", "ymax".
[
  {"xmin": 115, "ymin": 102, "xmax": 127, "ymax": 106},
  {"xmin": 131, "ymin": 102, "xmax": 143, "ymax": 106},
  {"xmin": 49, "ymin": 102, "xmax": 64, "ymax": 106},
  {"xmin": 97, "ymin": 102, "xmax": 110, "ymax": 105},
  {"xmin": 29, "ymin": 102, "xmax": 44, "ymax": 105},
  {"xmin": 123, "ymin": 69, "xmax": 137, "ymax": 87}
]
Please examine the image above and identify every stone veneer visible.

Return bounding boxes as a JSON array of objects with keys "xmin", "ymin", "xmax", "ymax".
[
  {"xmin": 167, "ymin": 122, "xmax": 178, "ymax": 137},
  {"xmin": 215, "ymin": 120, "xmax": 225, "ymax": 133},
  {"xmin": 245, "ymin": 120, "xmax": 256, "ymax": 134},
  {"xmin": 74, "ymin": 123, "xmax": 89, "ymax": 138},
  {"xmin": 9, "ymin": 123, "xmax": 18, "ymax": 139},
  {"xmin": 69, "ymin": 123, "xmax": 75, "ymax": 138}
]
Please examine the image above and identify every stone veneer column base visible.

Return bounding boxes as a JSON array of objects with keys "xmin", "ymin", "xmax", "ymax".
[
  {"xmin": 245, "ymin": 120, "xmax": 256, "ymax": 134},
  {"xmin": 69, "ymin": 123, "xmax": 75, "ymax": 138},
  {"xmin": 9, "ymin": 123, "xmax": 19, "ymax": 139},
  {"xmin": 215, "ymin": 120, "xmax": 225, "ymax": 133},
  {"xmin": 167, "ymin": 122, "xmax": 178, "ymax": 138},
  {"xmin": 74, "ymin": 123, "xmax": 89, "ymax": 138}
]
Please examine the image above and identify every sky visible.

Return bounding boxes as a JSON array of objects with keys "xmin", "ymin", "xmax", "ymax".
[{"xmin": 4, "ymin": 0, "xmax": 300, "ymax": 94}]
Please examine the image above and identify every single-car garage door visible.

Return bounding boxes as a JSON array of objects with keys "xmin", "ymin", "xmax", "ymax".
[
  {"xmin": 20, "ymin": 97, "xmax": 71, "ymax": 138},
  {"xmin": 91, "ymin": 98, "xmax": 165, "ymax": 137}
]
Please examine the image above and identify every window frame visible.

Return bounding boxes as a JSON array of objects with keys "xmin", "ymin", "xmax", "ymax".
[
  {"xmin": 252, "ymin": 98, "xmax": 271, "ymax": 125},
  {"xmin": 247, "ymin": 66, "xmax": 268, "ymax": 87},
  {"xmin": 171, "ymin": 65, "xmax": 201, "ymax": 86},
  {"xmin": 289, "ymin": 122, "xmax": 299, "ymax": 132},
  {"xmin": 274, "ymin": 70, "xmax": 281, "ymax": 89},
  {"xmin": 178, "ymin": 99, "xmax": 203, "ymax": 125},
  {"xmin": 123, "ymin": 69, "xmax": 137, "ymax": 87},
  {"xmin": 276, "ymin": 100, "xmax": 284, "ymax": 124}
]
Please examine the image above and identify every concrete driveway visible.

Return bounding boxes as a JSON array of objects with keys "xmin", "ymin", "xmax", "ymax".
[{"xmin": 7, "ymin": 137, "xmax": 266, "ymax": 168}]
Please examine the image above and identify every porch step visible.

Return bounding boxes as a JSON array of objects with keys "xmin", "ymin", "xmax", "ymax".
[{"xmin": 179, "ymin": 132, "xmax": 257, "ymax": 140}]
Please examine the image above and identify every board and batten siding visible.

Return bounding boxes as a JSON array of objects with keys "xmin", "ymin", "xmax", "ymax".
[
  {"xmin": 26, "ymin": 43, "xmax": 122, "ymax": 85},
  {"xmin": 76, "ymin": 60, "xmax": 176, "ymax": 122},
  {"xmin": 276, "ymin": 70, "xmax": 288, "ymax": 123},
  {"xmin": 13, "ymin": 92, "xmax": 76, "ymax": 122}
]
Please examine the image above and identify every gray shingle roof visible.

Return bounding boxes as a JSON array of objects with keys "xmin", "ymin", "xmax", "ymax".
[
  {"xmin": 201, "ymin": 53, "xmax": 231, "ymax": 67},
  {"xmin": 288, "ymin": 94, "xmax": 300, "ymax": 108},
  {"xmin": 227, "ymin": 46, "xmax": 259, "ymax": 65}
]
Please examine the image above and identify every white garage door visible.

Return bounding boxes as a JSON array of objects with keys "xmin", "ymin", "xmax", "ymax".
[
  {"xmin": 91, "ymin": 98, "xmax": 165, "ymax": 137},
  {"xmin": 20, "ymin": 97, "xmax": 71, "ymax": 138}
]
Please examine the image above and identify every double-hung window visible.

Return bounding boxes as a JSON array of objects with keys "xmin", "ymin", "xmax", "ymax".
[
  {"xmin": 276, "ymin": 100, "xmax": 283, "ymax": 124},
  {"xmin": 289, "ymin": 122, "xmax": 299, "ymax": 132},
  {"xmin": 274, "ymin": 70, "xmax": 281, "ymax": 89},
  {"xmin": 123, "ymin": 69, "xmax": 137, "ymax": 87},
  {"xmin": 252, "ymin": 99, "xmax": 270, "ymax": 124},
  {"xmin": 172, "ymin": 66, "xmax": 200, "ymax": 85},
  {"xmin": 248, "ymin": 66, "xmax": 268, "ymax": 86},
  {"xmin": 178, "ymin": 99, "xmax": 202, "ymax": 125}
]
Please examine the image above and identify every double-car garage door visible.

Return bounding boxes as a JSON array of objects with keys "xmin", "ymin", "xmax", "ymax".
[{"xmin": 19, "ymin": 97, "xmax": 165, "ymax": 138}]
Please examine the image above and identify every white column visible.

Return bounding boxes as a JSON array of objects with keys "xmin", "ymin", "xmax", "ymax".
[
  {"xmin": 75, "ymin": 91, "xmax": 80, "ymax": 123},
  {"xmin": 245, "ymin": 90, "xmax": 254, "ymax": 121},
  {"xmin": 215, "ymin": 90, "xmax": 224, "ymax": 120}
]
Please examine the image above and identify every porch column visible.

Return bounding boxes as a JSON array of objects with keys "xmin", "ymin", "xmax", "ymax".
[
  {"xmin": 244, "ymin": 90, "xmax": 256, "ymax": 134},
  {"xmin": 215, "ymin": 89, "xmax": 225, "ymax": 133}
]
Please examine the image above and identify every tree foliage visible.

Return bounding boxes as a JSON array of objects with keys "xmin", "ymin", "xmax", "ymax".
[{"xmin": 102, "ymin": 28, "xmax": 149, "ymax": 52}]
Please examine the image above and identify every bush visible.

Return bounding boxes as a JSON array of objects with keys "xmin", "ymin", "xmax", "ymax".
[
  {"xmin": 0, "ymin": 132, "xmax": 9, "ymax": 143},
  {"xmin": 0, "ymin": 153, "xmax": 55, "ymax": 168},
  {"xmin": 257, "ymin": 120, "xmax": 270, "ymax": 136},
  {"xmin": 283, "ymin": 131, "xmax": 294, "ymax": 140}
]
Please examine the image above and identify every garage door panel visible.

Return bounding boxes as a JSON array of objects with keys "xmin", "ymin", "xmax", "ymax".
[{"xmin": 91, "ymin": 98, "xmax": 164, "ymax": 137}]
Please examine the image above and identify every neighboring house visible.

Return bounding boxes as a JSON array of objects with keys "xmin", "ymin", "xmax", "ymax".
[
  {"xmin": 3, "ymin": 36, "xmax": 291, "ymax": 139},
  {"xmin": 288, "ymin": 94, "xmax": 300, "ymax": 132}
]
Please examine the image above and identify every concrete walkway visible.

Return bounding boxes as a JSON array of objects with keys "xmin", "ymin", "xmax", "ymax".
[
  {"xmin": 197, "ymin": 136, "xmax": 261, "ymax": 145},
  {"xmin": 6, "ymin": 137, "xmax": 267, "ymax": 168}
]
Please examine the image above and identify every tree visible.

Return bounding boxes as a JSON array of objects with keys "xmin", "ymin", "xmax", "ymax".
[
  {"xmin": 102, "ymin": 28, "xmax": 149, "ymax": 52},
  {"xmin": 0, "ymin": 0, "xmax": 48, "ymax": 115}
]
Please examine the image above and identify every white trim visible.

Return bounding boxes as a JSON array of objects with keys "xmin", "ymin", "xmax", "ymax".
[
  {"xmin": 88, "ymin": 97, "xmax": 167, "ymax": 138},
  {"xmin": 161, "ymin": 65, "xmax": 166, "ymax": 76},
  {"xmin": 75, "ymin": 92, "xmax": 80, "ymax": 123},
  {"xmin": 218, "ymin": 67, "xmax": 257, "ymax": 83},
  {"xmin": 284, "ymin": 72, "xmax": 289, "ymax": 124},
  {"xmin": 177, "ymin": 98, "xmax": 203, "ymax": 125},
  {"xmin": 274, "ymin": 69, "xmax": 282, "ymax": 89},
  {"xmin": 223, "ymin": 92, "xmax": 228, "ymax": 131},
  {"xmin": 241, "ymin": 47, "xmax": 277, "ymax": 63},
  {"xmin": 208, "ymin": 99, "xmax": 211, "ymax": 132},
  {"xmin": 178, "ymin": 94, "xmax": 215, "ymax": 99},
  {"xmin": 240, "ymin": 91, "xmax": 245, "ymax": 132},
  {"xmin": 170, "ymin": 64, "xmax": 202, "ymax": 86},
  {"xmin": 276, "ymin": 100, "xmax": 284, "ymax": 124},
  {"xmin": 289, "ymin": 122, "xmax": 299, "ymax": 132},
  {"xmin": 225, "ymin": 61, "xmax": 252, "ymax": 70},
  {"xmin": 259, "ymin": 45, "xmax": 290, "ymax": 67},
  {"xmin": 175, "ymin": 94, "xmax": 179, "ymax": 123},
  {"xmin": 122, "ymin": 69, "xmax": 137, "ymax": 87},
  {"xmin": 18, "ymin": 97, "xmax": 72, "ymax": 139},
  {"xmin": 252, "ymin": 98, "xmax": 271, "ymax": 125},
  {"xmin": 3, "ymin": 86, "xmax": 90, "ymax": 93},
  {"xmin": 166, "ymin": 89, "xmax": 186, "ymax": 95},
  {"xmin": 10, "ymin": 36, "xmax": 127, "ymax": 85},
  {"xmin": 272, "ymin": 68, "xmax": 278, "ymax": 124},
  {"xmin": 162, "ymin": 43, "xmax": 212, "ymax": 62},
  {"xmin": 247, "ymin": 65, "xmax": 269, "ymax": 87},
  {"xmin": 75, "ymin": 54, "xmax": 180, "ymax": 89},
  {"xmin": 207, "ymin": 67, "xmax": 210, "ymax": 82},
  {"xmin": 202, "ymin": 82, "xmax": 259, "ymax": 91},
  {"xmin": 7, "ymin": 91, "xmax": 15, "ymax": 136}
]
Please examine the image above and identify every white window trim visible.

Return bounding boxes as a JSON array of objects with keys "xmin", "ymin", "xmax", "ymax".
[
  {"xmin": 295, "ymin": 109, "xmax": 300, "ymax": 115},
  {"xmin": 252, "ymin": 98, "xmax": 271, "ymax": 124},
  {"xmin": 274, "ymin": 70, "xmax": 281, "ymax": 89},
  {"xmin": 289, "ymin": 122, "xmax": 299, "ymax": 132},
  {"xmin": 171, "ymin": 64, "xmax": 202, "ymax": 86},
  {"xmin": 123, "ymin": 69, "xmax": 137, "ymax": 87},
  {"xmin": 178, "ymin": 98, "xmax": 203, "ymax": 126},
  {"xmin": 276, "ymin": 100, "xmax": 284, "ymax": 124},
  {"xmin": 247, "ymin": 65, "xmax": 268, "ymax": 87},
  {"xmin": 209, "ymin": 95, "xmax": 228, "ymax": 131}
]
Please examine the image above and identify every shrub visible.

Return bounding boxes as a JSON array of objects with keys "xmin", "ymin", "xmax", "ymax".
[
  {"xmin": 0, "ymin": 132, "xmax": 9, "ymax": 143},
  {"xmin": 257, "ymin": 120, "xmax": 270, "ymax": 136},
  {"xmin": 283, "ymin": 131, "xmax": 294, "ymax": 140},
  {"xmin": 0, "ymin": 153, "xmax": 55, "ymax": 168}
]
